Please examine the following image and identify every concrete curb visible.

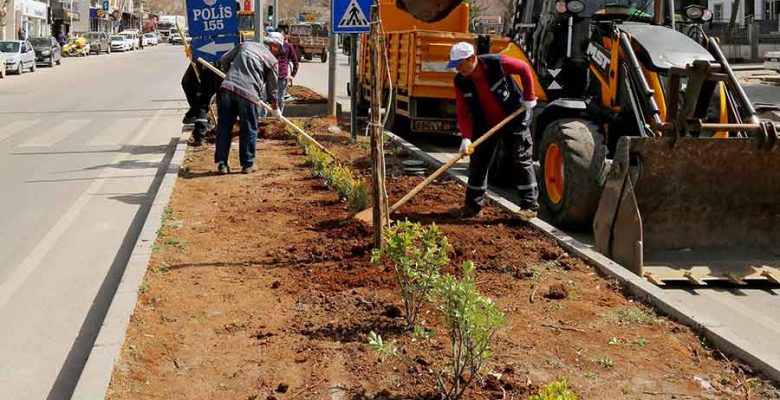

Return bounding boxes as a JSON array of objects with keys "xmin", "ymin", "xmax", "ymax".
[
  {"xmin": 385, "ymin": 131, "xmax": 780, "ymax": 383},
  {"xmin": 70, "ymin": 134, "xmax": 188, "ymax": 399}
]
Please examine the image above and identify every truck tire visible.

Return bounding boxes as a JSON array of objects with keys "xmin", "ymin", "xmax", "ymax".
[
  {"xmin": 304, "ymin": 53, "xmax": 312, "ymax": 61},
  {"xmin": 321, "ymin": 51, "xmax": 327, "ymax": 63},
  {"xmin": 296, "ymin": 46, "xmax": 304, "ymax": 60},
  {"xmin": 539, "ymin": 119, "xmax": 608, "ymax": 228}
]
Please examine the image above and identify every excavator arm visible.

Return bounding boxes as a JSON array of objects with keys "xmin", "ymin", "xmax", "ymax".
[{"xmin": 396, "ymin": 0, "xmax": 466, "ymax": 22}]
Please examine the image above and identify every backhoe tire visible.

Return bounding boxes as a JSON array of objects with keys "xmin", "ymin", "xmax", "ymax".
[{"xmin": 539, "ymin": 119, "xmax": 608, "ymax": 228}]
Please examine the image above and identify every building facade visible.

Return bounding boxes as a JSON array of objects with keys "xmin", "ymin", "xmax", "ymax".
[
  {"xmin": 709, "ymin": 0, "xmax": 780, "ymax": 32},
  {"xmin": 2, "ymin": 0, "xmax": 52, "ymax": 39}
]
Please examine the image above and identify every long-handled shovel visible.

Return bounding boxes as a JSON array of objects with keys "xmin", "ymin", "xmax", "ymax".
[
  {"xmin": 354, "ymin": 105, "xmax": 527, "ymax": 225},
  {"xmin": 196, "ymin": 57, "xmax": 337, "ymax": 159}
]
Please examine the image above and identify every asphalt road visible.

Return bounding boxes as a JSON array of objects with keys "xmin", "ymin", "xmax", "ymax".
[
  {"xmin": 294, "ymin": 50, "xmax": 352, "ymax": 111},
  {"xmin": 0, "ymin": 45, "xmax": 186, "ymax": 399}
]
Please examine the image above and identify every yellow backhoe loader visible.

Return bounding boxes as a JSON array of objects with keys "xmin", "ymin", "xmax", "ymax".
[{"xmin": 395, "ymin": 0, "xmax": 780, "ymax": 285}]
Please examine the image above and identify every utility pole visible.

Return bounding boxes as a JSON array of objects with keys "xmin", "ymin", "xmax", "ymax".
[
  {"xmin": 327, "ymin": 30, "xmax": 337, "ymax": 115},
  {"xmin": 253, "ymin": 0, "xmax": 262, "ymax": 42}
]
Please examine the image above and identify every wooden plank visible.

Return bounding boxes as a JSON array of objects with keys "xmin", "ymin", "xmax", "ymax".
[
  {"xmin": 724, "ymin": 273, "xmax": 747, "ymax": 286},
  {"xmin": 761, "ymin": 270, "xmax": 780, "ymax": 284},
  {"xmin": 683, "ymin": 272, "xmax": 707, "ymax": 286},
  {"xmin": 643, "ymin": 272, "xmax": 666, "ymax": 286}
]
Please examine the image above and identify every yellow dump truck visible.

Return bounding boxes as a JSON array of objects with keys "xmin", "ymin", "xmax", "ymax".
[{"xmin": 354, "ymin": 0, "xmax": 510, "ymax": 135}]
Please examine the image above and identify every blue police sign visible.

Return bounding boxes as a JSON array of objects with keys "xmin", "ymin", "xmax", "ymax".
[
  {"xmin": 331, "ymin": 0, "xmax": 371, "ymax": 33},
  {"xmin": 102, "ymin": 1, "xmax": 109, "ymax": 11},
  {"xmin": 191, "ymin": 35, "xmax": 239, "ymax": 64},
  {"xmin": 186, "ymin": 0, "xmax": 238, "ymax": 38}
]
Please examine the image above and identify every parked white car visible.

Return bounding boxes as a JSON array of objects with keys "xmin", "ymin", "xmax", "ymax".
[
  {"xmin": 169, "ymin": 28, "xmax": 191, "ymax": 45},
  {"xmin": 0, "ymin": 40, "xmax": 36, "ymax": 74},
  {"xmin": 119, "ymin": 30, "xmax": 140, "ymax": 50},
  {"xmin": 142, "ymin": 33, "xmax": 158, "ymax": 46},
  {"xmin": 0, "ymin": 52, "xmax": 6, "ymax": 78},
  {"xmin": 764, "ymin": 51, "xmax": 780, "ymax": 73},
  {"xmin": 110, "ymin": 35, "xmax": 132, "ymax": 52}
]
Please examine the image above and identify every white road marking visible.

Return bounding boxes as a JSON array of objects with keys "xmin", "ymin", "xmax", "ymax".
[
  {"xmin": 0, "ymin": 120, "xmax": 41, "ymax": 143},
  {"xmin": 85, "ymin": 118, "xmax": 144, "ymax": 147},
  {"xmin": 0, "ymin": 108, "xmax": 167, "ymax": 309},
  {"xmin": 17, "ymin": 119, "xmax": 91, "ymax": 147}
]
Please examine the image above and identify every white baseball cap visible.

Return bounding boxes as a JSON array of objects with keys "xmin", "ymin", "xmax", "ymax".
[
  {"xmin": 447, "ymin": 42, "xmax": 475, "ymax": 69},
  {"xmin": 264, "ymin": 32, "xmax": 284, "ymax": 46}
]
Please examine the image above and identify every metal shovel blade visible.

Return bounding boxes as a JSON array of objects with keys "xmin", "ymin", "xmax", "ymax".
[{"xmin": 594, "ymin": 136, "xmax": 780, "ymax": 285}]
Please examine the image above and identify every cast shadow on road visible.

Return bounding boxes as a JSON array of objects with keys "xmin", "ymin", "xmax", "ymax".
[
  {"xmin": 44, "ymin": 137, "xmax": 179, "ymax": 400},
  {"xmin": 11, "ymin": 143, "xmax": 171, "ymax": 158},
  {"xmin": 103, "ymin": 192, "xmax": 155, "ymax": 206},
  {"xmin": 25, "ymin": 174, "xmax": 157, "ymax": 184}
]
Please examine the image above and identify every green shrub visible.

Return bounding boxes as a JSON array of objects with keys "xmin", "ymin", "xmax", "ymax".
[
  {"xmin": 372, "ymin": 220, "xmax": 450, "ymax": 328},
  {"xmin": 348, "ymin": 180, "xmax": 370, "ymax": 211},
  {"xmin": 433, "ymin": 261, "xmax": 505, "ymax": 399},
  {"xmin": 529, "ymin": 379, "xmax": 579, "ymax": 400}
]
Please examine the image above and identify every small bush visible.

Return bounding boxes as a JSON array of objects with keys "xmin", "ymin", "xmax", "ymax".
[
  {"xmin": 347, "ymin": 180, "xmax": 370, "ymax": 211},
  {"xmin": 292, "ymin": 130, "xmax": 368, "ymax": 209},
  {"xmin": 371, "ymin": 220, "xmax": 450, "ymax": 328},
  {"xmin": 433, "ymin": 261, "xmax": 505, "ymax": 399},
  {"xmin": 529, "ymin": 379, "xmax": 579, "ymax": 400}
]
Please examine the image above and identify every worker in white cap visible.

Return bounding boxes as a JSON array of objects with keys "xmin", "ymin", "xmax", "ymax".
[
  {"xmin": 447, "ymin": 41, "xmax": 539, "ymax": 220},
  {"xmin": 214, "ymin": 38, "xmax": 282, "ymax": 174}
]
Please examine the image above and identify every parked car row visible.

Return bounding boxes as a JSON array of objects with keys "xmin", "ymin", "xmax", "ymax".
[{"xmin": 0, "ymin": 30, "xmax": 161, "ymax": 78}]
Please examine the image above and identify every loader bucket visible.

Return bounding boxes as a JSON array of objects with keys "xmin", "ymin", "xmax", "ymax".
[{"xmin": 593, "ymin": 136, "xmax": 780, "ymax": 285}]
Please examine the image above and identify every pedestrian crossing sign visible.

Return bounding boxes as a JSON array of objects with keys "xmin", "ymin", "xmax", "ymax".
[{"xmin": 331, "ymin": 0, "xmax": 371, "ymax": 33}]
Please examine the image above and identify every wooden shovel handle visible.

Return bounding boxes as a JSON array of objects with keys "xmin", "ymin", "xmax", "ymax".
[
  {"xmin": 196, "ymin": 57, "xmax": 338, "ymax": 159},
  {"xmin": 388, "ymin": 105, "xmax": 527, "ymax": 214}
]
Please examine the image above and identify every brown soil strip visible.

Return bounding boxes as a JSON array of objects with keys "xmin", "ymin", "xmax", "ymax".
[{"xmin": 107, "ymin": 120, "xmax": 779, "ymax": 400}]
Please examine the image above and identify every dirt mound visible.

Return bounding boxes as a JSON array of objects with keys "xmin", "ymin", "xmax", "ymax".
[{"xmin": 288, "ymin": 85, "xmax": 326, "ymax": 103}]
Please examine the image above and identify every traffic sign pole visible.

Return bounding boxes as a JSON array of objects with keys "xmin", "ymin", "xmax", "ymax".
[
  {"xmin": 253, "ymin": 0, "xmax": 262, "ymax": 42},
  {"xmin": 350, "ymin": 33, "xmax": 358, "ymax": 141},
  {"xmin": 328, "ymin": 32, "xmax": 337, "ymax": 116}
]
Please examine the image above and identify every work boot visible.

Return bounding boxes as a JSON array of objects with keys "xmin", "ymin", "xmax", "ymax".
[
  {"xmin": 514, "ymin": 204, "xmax": 539, "ymax": 221},
  {"xmin": 447, "ymin": 205, "xmax": 481, "ymax": 219},
  {"xmin": 217, "ymin": 162, "xmax": 229, "ymax": 175},
  {"xmin": 241, "ymin": 165, "xmax": 257, "ymax": 174},
  {"xmin": 182, "ymin": 108, "xmax": 197, "ymax": 124},
  {"xmin": 188, "ymin": 136, "xmax": 203, "ymax": 147}
]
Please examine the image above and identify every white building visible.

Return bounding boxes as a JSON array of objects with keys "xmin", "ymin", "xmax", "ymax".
[
  {"xmin": 709, "ymin": 0, "xmax": 780, "ymax": 30},
  {"xmin": 1, "ymin": 0, "xmax": 51, "ymax": 39}
]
